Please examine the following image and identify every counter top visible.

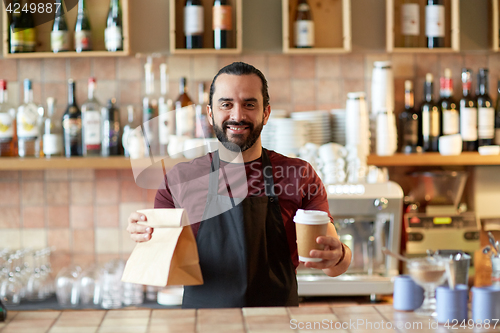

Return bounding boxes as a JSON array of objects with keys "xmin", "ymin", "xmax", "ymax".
[{"xmin": 1, "ymin": 305, "xmax": 498, "ymax": 333}]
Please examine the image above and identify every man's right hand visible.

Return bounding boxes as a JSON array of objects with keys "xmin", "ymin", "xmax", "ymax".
[{"xmin": 127, "ymin": 212, "xmax": 153, "ymax": 242}]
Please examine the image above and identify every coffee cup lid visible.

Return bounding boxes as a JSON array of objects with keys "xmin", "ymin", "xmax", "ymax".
[{"xmin": 293, "ymin": 209, "xmax": 330, "ymax": 225}]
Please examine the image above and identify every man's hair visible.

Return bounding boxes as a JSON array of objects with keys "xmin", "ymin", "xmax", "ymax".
[{"xmin": 209, "ymin": 62, "xmax": 270, "ymax": 110}]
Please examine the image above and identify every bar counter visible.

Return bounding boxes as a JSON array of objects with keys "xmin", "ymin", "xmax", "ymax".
[{"xmin": 2, "ymin": 304, "xmax": 498, "ymax": 333}]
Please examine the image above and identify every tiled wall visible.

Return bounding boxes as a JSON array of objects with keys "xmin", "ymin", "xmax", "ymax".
[{"xmin": 1, "ymin": 51, "xmax": 500, "ymax": 274}]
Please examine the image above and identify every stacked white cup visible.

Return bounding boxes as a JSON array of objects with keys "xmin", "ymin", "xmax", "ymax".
[{"xmin": 345, "ymin": 92, "xmax": 370, "ymax": 159}]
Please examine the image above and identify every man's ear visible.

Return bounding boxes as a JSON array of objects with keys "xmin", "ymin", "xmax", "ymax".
[
  {"xmin": 207, "ymin": 105, "xmax": 213, "ymax": 125},
  {"xmin": 263, "ymin": 105, "xmax": 271, "ymax": 126}
]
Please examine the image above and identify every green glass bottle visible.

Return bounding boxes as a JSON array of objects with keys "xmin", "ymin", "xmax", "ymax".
[
  {"xmin": 75, "ymin": 0, "xmax": 92, "ymax": 52},
  {"xmin": 9, "ymin": 0, "xmax": 24, "ymax": 53},
  {"xmin": 21, "ymin": 0, "xmax": 36, "ymax": 52},
  {"xmin": 105, "ymin": 0, "xmax": 123, "ymax": 51},
  {"xmin": 51, "ymin": 0, "xmax": 70, "ymax": 52}
]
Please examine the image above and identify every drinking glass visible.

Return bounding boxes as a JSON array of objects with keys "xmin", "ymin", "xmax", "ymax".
[{"xmin": 407, "ymin": 257, "xmax": 447, "ymax": 316}]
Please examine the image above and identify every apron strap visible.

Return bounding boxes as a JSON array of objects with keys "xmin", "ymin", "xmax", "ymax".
[
  {"xmin": 207, "ymin": 151, "xmax": 220, "ymax": 196},
  {"xmin": 261, "ymin": 148, "xmax": 276, "ymax": 198}
]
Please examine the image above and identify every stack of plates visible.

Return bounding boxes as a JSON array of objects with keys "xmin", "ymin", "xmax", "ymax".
[
  {"xmin": 272, "ymin": 118, "xmax": 308, "ymax": 156},
  {"xmin": 290, "ymin": 110, "xmax": 331, "ymax": 146},
  {"xmin": 262, "ymin": 109, "xmax": 288, "ymax": 151},
  {"xmin": 330, "ymin": 109, "xmax": 346, "ymax": 146}
]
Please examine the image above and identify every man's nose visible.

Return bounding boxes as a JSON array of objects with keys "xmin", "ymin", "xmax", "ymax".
[{"xmin": 229, "ymin": 104, "xmax": 245, "ymax": 122}]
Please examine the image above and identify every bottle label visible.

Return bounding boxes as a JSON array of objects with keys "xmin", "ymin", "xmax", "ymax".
[
  {"xmin": 425, "ymin": 5, "xmax": 445, "ymax": 38},
  {"xmin": 442, "ymin": 109, "xmax": 459, "ymax": 135},
  {"xmin": 51, "ymin": 30, "xmax": 70, "ymax": 52},
  {"xmin": 401, "ymin": 3, "xmax": 419, "ymax": 36},
  {"xmin": 75, "ymin": 30, "xmax": 92, "ymax": 51},
  {"xmin": 105, "ymin": 26, "xmax": 123, "ymax": 50},
  {"xmin": 176, "ymin": 104, "xmax": 196, "ymax": 137},
  {"xmin": 460, "ymin": 107, "xmax": 478, "ymax": 141},
  {"xmin": 422, "ymin": 107, "xmax": 440, "ymax": 137},
  {"xmin": 294, "ymin": 20, "xmax": 314, "ymax": 47},
  {"xmin": 17, "ymin": 107, "xmax": 39, "ymax": 138},
  {"xmin": 478, "ymin": 107, "xmax": 495, "ymax": 139},
  {"xmin": 495, "ymin": 129, "xmax": 500, "ymax": 145},
  {"xmin": 62, "ymin": 118, "xmax": 82, "ymax": 139},
  {"xmin": 83, "ymin": 110, "xmax": 101, "ymax": 146},
  {"xmin": 10, "ymin": 29, "xmax": 23, "ymax": 51},
  {"xmin": 402, "ymin": 118, "xmax": 418, "ymax": 145},
  {"xmin": 184, "ymin": 5, "xmax": 204, "ymax": 35},
  {"xmin": 43, "ymin": 133, "xmax": 62, "ymax": 155},
  {"xmin": 103, "ymin": 120, "xmax": 120, "ymax": 147},
  {"xmin": 0, "ymin": 113, "xmax": 14, "ymax": 141},
  {"xmin": 213, "ymin": 5, "xmax": 232, "ymax": 30},
  {"xmin": 23, "ymin": 28, "xmax": 36, "ymax": 50},
  {"xmin": 159, "ymin": 102, "xmax": 175, "ymax": 145}
]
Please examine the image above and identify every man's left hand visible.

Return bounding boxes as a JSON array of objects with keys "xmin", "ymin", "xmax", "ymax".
[{"xmin": 303, "ymin": 236, "xmax": 343, "ymax": 270}]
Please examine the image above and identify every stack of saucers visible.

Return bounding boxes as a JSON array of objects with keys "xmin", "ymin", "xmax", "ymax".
[
  {"xmin": 330, "ymin": 109, "xmax": 346, "ymax": 146},
  {"xmin": 290, "ymin": 110, "xmax": 331, "ymax": 146},
  {"xmin": 261, "ymin": 109, "xmax": 288, "ymax": 151},
  {"xmin": 272, "ymin": 118, "xmax": 308, "ymax": 156}
]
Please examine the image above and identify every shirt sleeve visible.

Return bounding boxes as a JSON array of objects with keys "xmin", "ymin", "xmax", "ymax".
[
  {"xmin": 154, "ymin": 175, "xmax": 176, "ymax": 209},
  {"xmin": 299, "ymin": 162, "xmax": 334, "ymax": 223}
]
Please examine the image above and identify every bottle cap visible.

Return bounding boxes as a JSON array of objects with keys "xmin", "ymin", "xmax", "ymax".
[
  {"xmin": 404, "ymin": 80, "xmax": 412, "ymax": 90},
  {"xmin": 444, "ymin": 68, "xmax": 451, "ymax": 78},
  {"xmin": 160, "ymin": 63, "xmax": 168, "ymax": 73},
  {"xmin": 347, "ymin": 92, "xmax": 365, "ymax": 99},
  {"xmin": 0, "ymin": 80, "xmax": 6, "ymax": 90},
  {"xmin": 425, "ymin": 73, "xmax": 433, "ymax": 82},
  {"xmin": 24, "ymin": 79, "xmax": 32, "ymax": 90},
  {"xmin": 88, "ymin": 77, "xmax": 96, "ymax": 84}
]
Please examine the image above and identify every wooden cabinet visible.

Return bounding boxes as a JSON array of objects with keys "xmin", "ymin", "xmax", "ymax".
[
  {"xmin": 492, "ymin": 0, "xmax": 499, "ymax": 51},
  {"xmin": 386, "ymin": 0, "xmax": 459, "ymax": 53},
  {"xmin": 169, "ymin": 0, "xmax": 242, "ymax": 55},
  {"xmin": 282, "ymin": 0, "xmax": 351, "ymax": 54},
  {"xmin": 2, "ymin": 0, "xmax": 130, "ymax": 58},
  {"xmin": 367, "ymin": 152, "xmax": 500, "ymax": 167}
]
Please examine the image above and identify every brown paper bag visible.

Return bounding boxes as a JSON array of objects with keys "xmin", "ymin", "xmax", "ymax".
[{"xmin": 121, "ymin": 208, "xmax": 203, "ymax": 287}]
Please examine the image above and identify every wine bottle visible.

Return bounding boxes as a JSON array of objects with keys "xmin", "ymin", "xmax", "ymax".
[
  {"xmin": 399, "ymin": 80, "xmax": 420, "ymax": 153},
  {"xmin": 122, "ymin": 105, "xmax": 134, "ymax": 158},
  {"xmin": 158, "ymin": 63, "xmax": 174, "ymax": 156},
  {"xmin": 43, "ymin": 97, "xmax": 63, "ymax": 157},
  {"xmin": 294, "ymin": 0, "xmax": 314, "ymax": 48},
  {"xmin": 460, "ymin": 69, "xmax": 478, "ymax": 151},
  {"xmin": 401, "ymin": 0, "xmax": 419, "ymax": 47},
  {"xmin": 184, "ymin": 0, "xmax": 204, "ymax": 49},
  {"xmin": 477, "ymin": 68, "xmax": 495, "ymax": 147},
  {"xmin": 101, "ymin": 98, "xmax": 121, "ymax": 156},
  {"xmin": 105, "ymin": 0, "xmax": 123, "ymax": 52},
  {"xmin": 51, "ymin": 0, "xmax": 70, "ymax": 53},
  {"xmin": 62, "ymin": 79, "xmax": 82, "ymax": 157},
  {"xmin": 17, "ymin": 79, "xmax": 41, "ymax": 157},
  {"xmin": 21, "ymin": 0, "xmax": 36, "ymax": 52},
  {"xmin": 81, "ymin": 78, "xmax": 102, "ymax": 156},
  {"xmin": 0, "ymin": 299, "xmax": 7, "ymax": 321},
  {"xmin": 0, "ymin": 80, "xmax": 17, "ymax": 157},
  {"xmin": 421, "ymin": 73, "xmax": 440, "ymax": 152},
  {"xmin": 142, "ymin": 62, "xmax": 158, "ymax": 156},
  {"xmin": 9, "ymin": 0, "xmax": 24, "ymax": 54},
  {"xmin": 75, "ymin": 0, "xmax": 92, "ymax": 52},
  {"xmin": 175, "ymin": 77, "xmax": 196, "ymax": 138},
  {"xmin": 495, "ymin": 80, "xmax": 500, "ymax": 145},
  {"xmin": 439, "ymin": 68, "xmax": 459, "ymax": 135},
  {"xmin": 213, "ymin": 0, "xmax": 232, "ymax": 49},
  {"xmin": 425, "ymin": 0, "xmax": 445, "ymax": 48}
]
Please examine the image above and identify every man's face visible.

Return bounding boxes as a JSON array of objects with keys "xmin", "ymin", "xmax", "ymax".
[{"xmin": 208, "ymin": 74, "xmax": 270, "ymax": 152}]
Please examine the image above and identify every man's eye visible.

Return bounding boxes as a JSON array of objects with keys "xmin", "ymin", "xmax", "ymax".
[
  {"xmin": 245, "ymin": 103, "xmax": 256, "ymax": 108},
  {"xmin": 221, "ymin": 103, "xmax": 231, "ymax": 108}
]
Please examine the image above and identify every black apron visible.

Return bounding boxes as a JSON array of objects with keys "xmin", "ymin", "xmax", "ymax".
[{"xmin": 182, "ymin": 148, "xmax": 299, "ymax": 308}]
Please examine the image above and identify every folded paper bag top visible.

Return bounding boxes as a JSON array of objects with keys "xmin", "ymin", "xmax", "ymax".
[{"xmin": 121, "ymin": 208, "xmax": 203, "ymax": 287}]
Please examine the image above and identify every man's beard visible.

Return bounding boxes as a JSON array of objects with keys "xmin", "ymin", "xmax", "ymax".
[{"xmin": 212, "ymin": 115, "xmax": 264, "ymax": 152}]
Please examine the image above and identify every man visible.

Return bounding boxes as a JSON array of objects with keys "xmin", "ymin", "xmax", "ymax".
[{"xmin": 127, "ymin": 62, "xmax": 351, "ymax": 308}]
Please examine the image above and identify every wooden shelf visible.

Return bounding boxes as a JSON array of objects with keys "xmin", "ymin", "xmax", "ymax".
[
  {"xmin": 367, "ymin": 152, "xmax": 500, "ymax": 167},
  {"xmin": 386, "ymin": 0, "xmax": 459, "ymax": 52},
  {"xmin": 2, "ymin": 0, "xmax": 130, "ymax": 58},
  {"xmin": 282, "ymin": 0, "xmax": 351, "ymax": 54},
  {"xmin": 169, "ymin": 0, "xmax": 242, "ymax": 54},
  {"xmin": 492, "ymin": 0, "xmax": 499, "ymax": 52},
  {"xmin": 0, "ymin": 156, "xmax": 191, "ymax": 170}
]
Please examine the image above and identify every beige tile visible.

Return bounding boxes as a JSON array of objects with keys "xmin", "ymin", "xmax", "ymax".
[
  {"xmin": 71, "ymin": 181, "xmax": 95, "ymax": 205},
  {"xmin": 0, "ymin": 229, "xmax": 21, "ymax": 249},
  {"xmin": 22, "ymin": 206, "xmax": 45, "ymax": 228},
  {"xmin": 292, "ymin": 56, "xmax": 315, "ymax": 79},
  {"xmin": 244, "ymin": 315, "xmax": 292, "ymax": 331},
  {"xmin": 21, "ymin": 181, "xmax": 45, "ymax": 205},
  {"xmin": 31, "ymin": 81, "xmax": 43, "ymax": 104},
  {"xmin": 75, "ymin": 79, "xmax": 88, "ymax": 109},
  {"xmin": 96, "ymin": 253, "xmax": 121, "ymax": 264},
  {"xmin": 58, "ymin": 310, "xmax": 106, "ymax": 320},
  {"xmin": 21, "ymin": 170, "xmax": 44, "ymax": 180},
  {"xmin": 120, "ymin": 180, "xmax": 146, "ymax": 202},
  {"xmin": 45, "ymin": 169, "xmax": 69, "ymax": 181},
  {"xmin": 392, "ymin": 54, "xmax": 415, "ymax": 78},
  {"xmin": 293, "ymin": 104, "xmax": 317, "ymax": 112},
  {"xmin": 291, "ymin": 79, "xmax": 315, "ymax": 105},
  {"xmin": 119, "ymin": 202, "xmax": 151, "ymax": 228},
  {"xmin": 342, "ymin": 78, "xmax": 365, "ymax": 97},
  {"xmin": 438, "ymin": 54, "xmax": 463, "ymax": 86},
  {"xmin": 70, "ymin": 205, "xmax": 94, "ymax": 229},
  {"xmin": 105, "ymin": 309, "xmax": 151, "ymax": 318},
  {"xmin": 72, "ymin": 253, "xmax": 96, "ymax": 268},
  {"xmin": 193, "ymin": 55, "xmax": 218, "ymax": 81},
  {"xmin": 43, "ymin": 59, "xmax": 67, "ymax": 82},
  {"xmin": 50, "ymin": 251, "xmax": 72, "ymax": 275},
  {"xmin": 71, "ymin": 169, "xmax": 95, "ymax": 180},
  {"xmin": 242, "ymin": 55, "xmax": 268, "ymax": 77},
  {"xmin": 21, "ymin": 228, "xmax": 47, "ymax": 248},
  {"xmin": 151, "ymin": 309, "xmax": 196, "ymax": 319},
  {"xmin": 316, "ymin": 55, "xmax": 341, "ymax": 79},
  {"xmin": 43, "ymin": 82, "xmax": 67, "ymax": 108},
  {"xmin": 415, "ymin": 53, "xmax": 439, "ymax": 79},
  {"xmin": 0, "ymin": 171, "xmax": 20, "ymax": 180},
  {"xmin": 69, "ymin": 58, "xmax": 91, "ymax": 80},
  {"xmin": 121, "ymin": 229, "xmax": 136, "ymax": 253},
  {"xmin": 47, "ymin": 228, "xmax": 71, "ymax": 252},
  {"xmin": 268, "ymin": 55, "xmax": 291, "ymax": 79},
  {"xmin": 216, "ymin": 55, "xmax": 241, "ymax": 70},
  {"xmin": 72, "ymin": 229, "xmax": 95, "ymax": 253},
  {"xmin": 97, "ymin": 327, "xmax": 148, "ymax": 333},
  {"xmin": 464, "ymin": 54, "xmax": 488, "ymax": 71},
  {"xmin": 94, "ymin": 57, "xmax": 117, "ymax": 80},
  {"xmin": 49, "ymin": 327, "xmax": 98, "ymax": 333},
  {"xmin": 243, "ymin": 307, "xmax": 288, "ymax": 316},
  {"xmin": 0, "ymin": 206, "xmax": 21, "ymax": 228},
  {"xmin": 101, "ymin": 318, "xmax": 149, "ymax": 327},
  {"xmin": 0, "ymin": 59, "xmax": 18, "ymax": 81},
  {"xmin": 47, "ymin": 205, "xmax": 70, "ymax": 228},
  {"xmin": 7, "ymin": 81, "xmax": 20, "ymax": 105},
  {"xmin": 95, "ymin": 204, "xmax": 119, "ymax": 228},
  {"xmin": 197, "ymin": 324, "xmax": 245, "ymax": 333},
  {"xmin": 95, "ymin": 80, "xmax": 118, "ymax": 102},
  {"xmin": 317, "ymin": 79, "xmax": 341, "ymax": 105},
  {"xmin": 197, "ymin": 308, "xmax": 243, "ymax": 325},
  {"xmin": 364, "ymin": 53, "xmax": 391, "ymax": 79},
  {"xmin": 95, "ymin": 180, "xmax": 120, "ymax": 204},
  {"xmin": 332, "ymin": 306, "xmax": 378, "ymax": 315},
  {"xmin": 16, "ymin": 311, "xmax": 61, "ymax": 320},
  {"xmin": 119, "ymin": 169, "xmax": 134, "ymax": 180},
  {"xmin": 95, "ymin": 227, "xmax": 121, "ymax": 254},
  {"xmin": 119, "ymin": 81, "xmax": 142, "ymax": 105},
  {"xmin": 46, "ymin": 181, "xmax": 70, "ymax": 205},
  {"xmin": 488, "ymin": 53, "xmax": 500, "ymax": 78},
  {"xmin": 288, "ymin": 307, "xmax": 334, "ymax": 315},
  {"xmin": 0, "ymin": 182, "xmax": 20, "ymax": 206},
  {"xmin": 19, "ymin": 59, "xmax": 42, "ymax": 81},
  {"xmin": 341, "ymin": 54, "xmax": 364, "ymax": 79},
  {"xmin": 169, "ymin": 56, "xmax": 193, "ymax": 80},
  {"xmin": 118, "ymin": 57, "xmax": 143, "ymax": 81},
  {"xmin": 149, "ymin": 317, "xmax": 195, "ymax": 326},
  {"xmin": 268, "ymin": 79, "xmax": 291, "ymax": 104},
  {"xmin": 95, "ymin": 170, "xmax": 119, "ymax": 179}
]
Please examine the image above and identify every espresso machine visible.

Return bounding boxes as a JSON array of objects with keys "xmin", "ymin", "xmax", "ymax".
[{"xmin": 296, "ymin": 181, "xmax": 403, "ymax": 299}]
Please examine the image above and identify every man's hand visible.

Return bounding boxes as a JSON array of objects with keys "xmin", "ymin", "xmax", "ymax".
[
  {"xmin": 303, "ymin": 236, "xmax": 343, "ymax": 270},
  {"xmin": 127, "ymin": 212, "xmax": 154, "ymax": 242}
]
